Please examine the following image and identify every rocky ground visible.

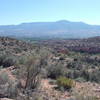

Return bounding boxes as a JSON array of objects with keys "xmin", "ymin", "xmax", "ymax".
[{"xmin": 0, "ymin": 66, "xmax": 100, "ymax": 100}]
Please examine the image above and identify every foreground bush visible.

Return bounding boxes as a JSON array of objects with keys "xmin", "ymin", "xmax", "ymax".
[
  {"xmin": 0, "ymin": 71, "xmax": 18, "ymax": 98},
  {"xmin": 57, "ymin": 76, "xmax": 75, "ymax": 90},
  {"xmin": 17, "ymin": 48, "xmax": 50, "ymax": 90},
  {"xmin": 0, "ymin": 71, "xmax": 9, "ymax": 84}
]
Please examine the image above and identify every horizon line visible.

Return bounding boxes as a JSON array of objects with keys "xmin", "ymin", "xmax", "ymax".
[{"xmin": 0, "ymin": 20, "xmax": 99, "ymax": 26}]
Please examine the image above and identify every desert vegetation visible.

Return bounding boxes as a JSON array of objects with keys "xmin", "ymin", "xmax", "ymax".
[{"xmin": 0, "ymin": 37, "xmax": 100, "ymax": 100}]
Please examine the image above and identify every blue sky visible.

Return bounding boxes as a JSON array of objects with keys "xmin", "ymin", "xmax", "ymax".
[{"xmin": 0, "ymin": 0, "xmax": 100, "ymax": 25}]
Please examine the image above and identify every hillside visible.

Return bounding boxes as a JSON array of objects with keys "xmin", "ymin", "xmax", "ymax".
[
  {"xmin": 0, "ymin": 20, "xmax": 100, "ymax": 38},
  {"xmin": 0, "ymin": 37, "xmax": 34, "ymax": 55},
  {"xmin": 39, "ymin": 36, "xmax": 100, "ymax": 53},
  {"xmin": 0, "ymin": 37, "xmax": 36, "ymax": 67},
  {"xmin": 0, "ymin": 37, "xmax": 100, "ymax": 100}
]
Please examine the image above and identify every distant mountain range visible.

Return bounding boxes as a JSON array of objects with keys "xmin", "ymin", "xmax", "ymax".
[{"xmin": 0, "ymin": 20, "xmax": 100, "ymax": 39}]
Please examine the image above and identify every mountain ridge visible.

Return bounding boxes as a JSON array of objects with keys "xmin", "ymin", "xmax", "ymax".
[{"xmin": 0, "ymin": 20, "xmax": 100, "ymax": 38}]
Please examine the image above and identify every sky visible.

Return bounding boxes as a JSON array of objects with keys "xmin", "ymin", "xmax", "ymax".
[{"xmin": 0, "ymin": 0, "xmax": 100, "ymax": 25}]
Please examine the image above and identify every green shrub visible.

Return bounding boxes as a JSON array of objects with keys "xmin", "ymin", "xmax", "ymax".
[
  {"xmin": 47, "ymin": 65, "xmax": 64, "ymax": 79},
  {"xmin": 3, "ymin": 56, "xmax": 16, "ymax": 67},
  {"xmin": 0, "ymin": 66, "xmax": 3, "ymax": 71},
  {"xmin": 0, "ymin": 71, "xmax": 9, "ymax": 84},
  {"xmin": 0, "ymin": 71, "xmax": 18, "ymax": 98},
  {"xmin": 57, "ymin": 76, "xmax": 75, "ymax": 90},
  {"xmin": 0, "ymin": 54, "xmax": 16, "ymax": 67},
  {"xmin": 75, "ymin": 77, "xmax": 86, "ymax": 82},
  {"xmin": 18, "ymin": 48, "xmax": 49, "ymax": 90}
]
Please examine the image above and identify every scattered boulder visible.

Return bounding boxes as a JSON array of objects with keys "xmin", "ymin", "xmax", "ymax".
[{"xmin": 0, "ymin": 98, "xmax": 14, "ymax": 100}]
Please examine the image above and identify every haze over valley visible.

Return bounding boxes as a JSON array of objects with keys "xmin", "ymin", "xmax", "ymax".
[{"xmin": 0, "ymin": 20, "xmax": 100, "ymax": 39}]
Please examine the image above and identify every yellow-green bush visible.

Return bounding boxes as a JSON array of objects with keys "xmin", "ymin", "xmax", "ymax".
[{"xmin": 57, "ymin": 76, "xmax": 75, "ymax": 90}]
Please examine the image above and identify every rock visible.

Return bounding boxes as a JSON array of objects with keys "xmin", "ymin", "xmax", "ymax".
[
  {"xmin": 0, "ymin": 98, "xmax": 14, "ymax": 100},
  {"xmin": 93, "ymin": 88, "xmax": 100, "ymax": 92}
]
